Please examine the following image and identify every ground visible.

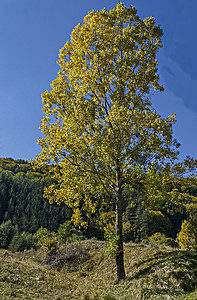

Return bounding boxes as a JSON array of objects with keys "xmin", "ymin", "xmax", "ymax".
[{"xmin": 0, "ymin": 240, "xmax": 197, "ymax": 299}]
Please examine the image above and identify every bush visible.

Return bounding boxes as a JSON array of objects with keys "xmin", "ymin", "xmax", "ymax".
[
  {"xmin": 147, "ymin": 232, "xmax": 178, "ymax": 248},
  {"xmin": 33, "ymin": 227, "xmax": 58, "ymax": 255},
  {"xmin": 57, "ymin": 221, "xmax": 84, "ymax": 244},
  {"xmin": 105, "ymin": 233, "xmax": 119, "ymax": 258},
  {"xmin": 178, "ymin": 220, "xmax": 196, "ymax": 250},
  {"xmin": 0, "ymin": 220, "xmax": 19, "ymax": 249},
  {"xmin": 43, "ymin": 242, "xmax": 89, "ymax": 268},
  {"xmin": 141, "ymin": 238, "xmax": 149, "ymax": 245},
  {"xmin": 41, "ymin": 236, "xmax": 58, "ymax": 256},
  {"xmin": 33, "ymin": 226, "xmax": 51, "ymax": 243},
  {"xmin": 8, "ymin": 232, "xmax": 36, "ymax": 252}
]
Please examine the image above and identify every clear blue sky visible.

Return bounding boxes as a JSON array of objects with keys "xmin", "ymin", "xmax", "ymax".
[{"xmin": 0, "ymin": 0, "xmax": 196, "ymax": 161}]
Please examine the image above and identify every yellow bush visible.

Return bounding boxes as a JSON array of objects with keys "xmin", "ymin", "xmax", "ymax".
[{"xmin": 178, "ymin": 220, "xmax": 196, "ymax": 250}]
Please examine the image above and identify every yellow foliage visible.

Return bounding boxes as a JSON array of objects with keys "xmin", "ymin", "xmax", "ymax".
[
  {"xmin": 32, "ymin": 2, "xmax": 196, "ymax": 228},
  {"xmin": 178, "ymin": 220, "xmax": 196, "ymax": 250},
  {"xmin": 100, "ymin": 211, "xmax": 132, "ymax": 239}
]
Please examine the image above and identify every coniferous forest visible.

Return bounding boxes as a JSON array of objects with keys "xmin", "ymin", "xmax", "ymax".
[
  {"xmin": 0, "ymin": 158, "xmax": 72, "ymax": 248},
  {"xmin": 0, "ymin": 157, "xmax": 197, "ymax": 252}
]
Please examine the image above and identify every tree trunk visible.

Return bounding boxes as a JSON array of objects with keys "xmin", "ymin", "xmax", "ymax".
[{"xmin": 115, "ymin": 164, "xmax": 125, "ymax": 283}]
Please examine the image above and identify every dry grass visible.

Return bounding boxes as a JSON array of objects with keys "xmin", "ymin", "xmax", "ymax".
[{"xmin": 0, "ymin": 239, "xmax": 197, "ymax": 299}]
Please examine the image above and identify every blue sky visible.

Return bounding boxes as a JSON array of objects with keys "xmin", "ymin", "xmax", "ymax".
[{"xmin": 0, "ymin": 0, "xmax": 196, "ymax": 161}]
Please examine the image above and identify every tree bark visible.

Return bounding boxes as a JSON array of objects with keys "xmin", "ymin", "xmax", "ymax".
[{"xmin": 115, "ymin": 164, "xmax": 125, "ymax": 283}]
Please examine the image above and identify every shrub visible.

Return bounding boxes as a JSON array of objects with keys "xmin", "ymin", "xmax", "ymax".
[
  {"xmin": 178, "ymin": 220, "xmax": 196, "ymax": 250},
  {"xmin": 43, "ymin": 242, "xmax": 89, "ymax": 268},
  {"xmin": 57, "ymin": 221, "xmax": 84, "ymax": 244},
  {"xmin": 148, "ymin": 232, "xmax": 178, "ymax": 248},
  {"xmin": 8, "ymin": 232, "xmax": 36, "ymax": 252},
  {"xmin": 41, "ymin": 236, "xmax": 58, "ymax": 256},
  {"xmin": 105, "ymin": 233, "xmax": 119, "ymax": 258},
  {"xmin": 0, "ymin": 220, "xmax": 19, "ymax": 249},
  {"xmin": 141, "ymin": 238, "xmax": 149, "ymax": 245},
  {"xmin": 33, "ymin": 226, "xmax": 51, "ymax": 243},
  {"xmin": 33, "ymin": 227, "xmax": 58, "ymax": 255}
]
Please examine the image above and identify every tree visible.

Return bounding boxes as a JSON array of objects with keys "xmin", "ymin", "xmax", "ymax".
[{"xmin": 34, "ymin": 2, "xmax": 197, "ymax": 282}]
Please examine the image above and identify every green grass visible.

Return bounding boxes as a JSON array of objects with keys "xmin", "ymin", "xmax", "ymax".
[{"xmin": 0, "ymin": 240, "xmax": 197, "ymax": 299}]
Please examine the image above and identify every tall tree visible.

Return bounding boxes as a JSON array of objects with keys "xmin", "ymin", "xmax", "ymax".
[{"xmin": 34, "ymin": 2, "xmax": 196, "ymax": 282}]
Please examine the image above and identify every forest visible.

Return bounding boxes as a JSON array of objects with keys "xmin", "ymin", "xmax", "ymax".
[{"xmin": 0, "ymin": 157, "xmax": 197, "ymax": 252}]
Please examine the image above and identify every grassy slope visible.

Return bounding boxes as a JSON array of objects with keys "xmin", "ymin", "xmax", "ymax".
[{"xmin": 0, "ymin": 240, "xmax": 197, "ymax": 300}]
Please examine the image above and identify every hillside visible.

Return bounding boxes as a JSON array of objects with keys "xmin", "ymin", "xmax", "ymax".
[
  {"xmin": 0, "ymin": 157, "xmax": 72, "ymax": 233},
  {"xmin": 1, "ymin": 240, "xmax": 197, "ymax": 299}
]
